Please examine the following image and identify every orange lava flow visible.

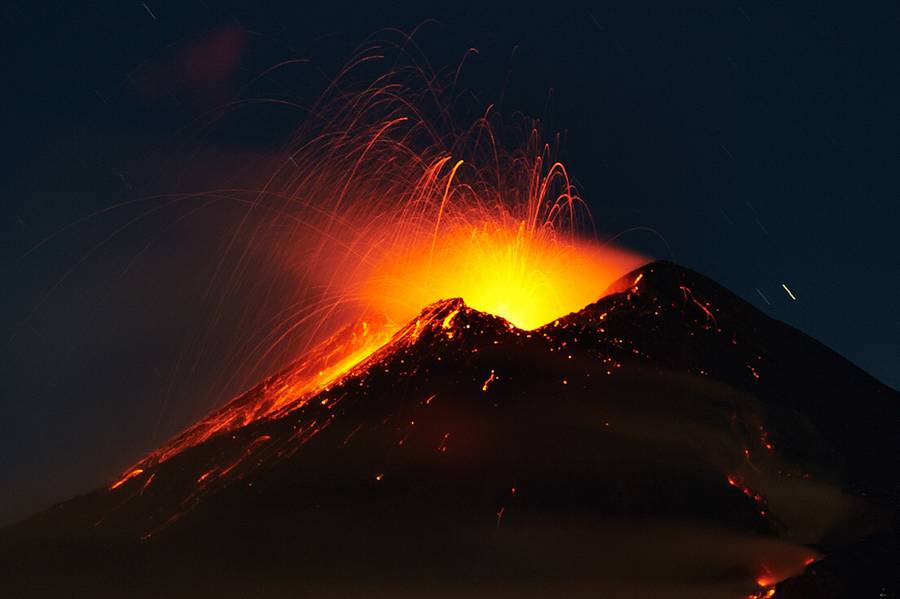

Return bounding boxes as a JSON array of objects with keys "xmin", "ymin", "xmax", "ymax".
[
  {"xmin": 127, "ymin": 316, "xmax": 396, "ymax": 471},
  {"xmin": 110, "ymin": 468, "xmax": 144, "ymax": 490}
]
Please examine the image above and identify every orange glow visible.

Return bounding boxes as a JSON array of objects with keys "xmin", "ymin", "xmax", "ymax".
[
  {"xmin": 268, "ymin": 51, "xmax": 645, "ymax": 336},
  {"xmin": 748, "ymin": 550, "xmax": 822, "ymax": 596},
  {"xmin": 362, "ymin": 219, "xmax": 645, "ymax": 330},
  {"xmin": 110, "ymin": 468, "xmax": 144, "ymax": 490}
]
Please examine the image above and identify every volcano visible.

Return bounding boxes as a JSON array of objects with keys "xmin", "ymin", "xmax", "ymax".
[{"xmin": 3, "ymin": 262, "xmax": 898, "ymax": 598}]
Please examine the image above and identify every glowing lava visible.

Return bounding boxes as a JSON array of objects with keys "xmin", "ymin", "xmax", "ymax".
[
  {"xmin": 364, "ymin": 219, "xmax": 644, "ymax": 330},
  {"xmin": 129, "ymin": 315, "xmax": 396, "ymax": 470}
]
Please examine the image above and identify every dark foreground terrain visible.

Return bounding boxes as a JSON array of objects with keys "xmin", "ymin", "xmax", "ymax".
[{"xmin": 3, "ymin": 262, "xmax": 897, "ymax": 598}]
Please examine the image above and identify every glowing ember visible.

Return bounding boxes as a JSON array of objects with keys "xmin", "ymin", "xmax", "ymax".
[
  {"xmin": 110, "ymin": 468, "xmax": 144, "ymax": 490},
  {"xmin": 482, "ymin": 369, "xmax": 496, "ymax": 392}
]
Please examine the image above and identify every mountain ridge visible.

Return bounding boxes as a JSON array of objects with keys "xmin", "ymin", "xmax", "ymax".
[{"xmin": 2, "ymin": 261, "xmax": 897, "ymax": 598}]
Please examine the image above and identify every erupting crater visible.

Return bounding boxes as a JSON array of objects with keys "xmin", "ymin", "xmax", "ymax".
[{"xmin": 361, "ymin": 219, "xmax": 647, "ymax": 331}]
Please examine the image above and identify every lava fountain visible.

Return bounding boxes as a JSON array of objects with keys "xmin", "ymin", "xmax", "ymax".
[
  {"xmin": 359, "ymin": 187, "xmax": 644, "ymax": 331},
  {"xmin": 126, "ymin": 36, "xmax": 646, "ymax": 470}
]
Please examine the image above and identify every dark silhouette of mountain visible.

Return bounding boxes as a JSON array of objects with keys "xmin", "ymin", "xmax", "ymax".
[{"xmin": 2, "ymin": 262, "xmax": 897, "ymax": 598}]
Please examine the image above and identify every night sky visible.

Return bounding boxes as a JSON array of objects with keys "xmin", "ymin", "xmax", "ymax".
[{"xmin": 2, "ymin": 1, "xmax": 898, "ymax": 526}]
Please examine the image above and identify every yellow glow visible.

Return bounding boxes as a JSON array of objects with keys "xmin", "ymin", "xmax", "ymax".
[{"xmin": 363, "ymin": 220, "xmax": 645, "ymax": 330}]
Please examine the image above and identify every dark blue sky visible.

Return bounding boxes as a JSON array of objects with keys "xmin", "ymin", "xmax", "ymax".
[{"xmin": 2, "ymin": 1, "xmax": 898, "ymax": 525}]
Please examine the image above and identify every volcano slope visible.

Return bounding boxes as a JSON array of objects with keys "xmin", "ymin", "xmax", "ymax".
[{"xmin": 2, "ymin": 262, "xmax": 897, "ymax": 598}]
